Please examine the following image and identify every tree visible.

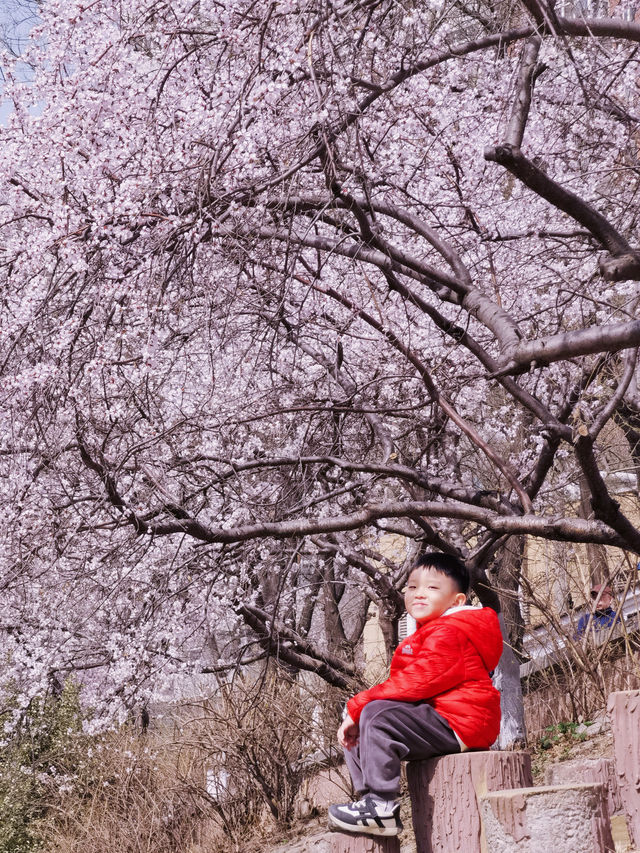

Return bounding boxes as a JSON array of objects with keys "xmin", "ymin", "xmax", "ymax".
[{"xmin": 1, "ymin": 0, "xmax": 639, "ymax": 739}]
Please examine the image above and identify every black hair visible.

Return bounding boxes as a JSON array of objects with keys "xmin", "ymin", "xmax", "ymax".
[{"xmin": 411, "ymin": 552, "xmax": 470, "ymax": 596}]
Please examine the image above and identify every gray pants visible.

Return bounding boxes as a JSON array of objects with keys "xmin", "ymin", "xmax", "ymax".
[{"xmin": 344, "ymin": 699, "xmax": 460, "ymax": 798}]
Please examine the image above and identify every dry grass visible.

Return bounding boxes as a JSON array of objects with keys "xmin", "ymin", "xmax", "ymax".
[
  {"xmin": 36, "ymin": 670, "xmax": 338, "ymax": 853},
  {"xmin": 39, "ymin": 725, "xmax": 213, "ymax": 853}
]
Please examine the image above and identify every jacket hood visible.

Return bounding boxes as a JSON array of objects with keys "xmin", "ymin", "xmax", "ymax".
[{"xmin": 440, "ymin": 606, "xmax": 503, "ymax": 671}]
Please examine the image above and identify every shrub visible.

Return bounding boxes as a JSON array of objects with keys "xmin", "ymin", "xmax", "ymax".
[
  {"xmin": 182, "ymin": 668, "xmax": 333, "ymax": 841},
  {"xmin": 42, "ymin": 726, "xmax": 207, "ymax": 853},
  {"xmin": 0, "ymin": 668, "xmax": 336, "ymax": 852},
  {"xmin": 0, "ymin": 679, "xmax": 215, "ymax": 853},
  {"xmin": 0, "ymin": 680, "xmax": 85, "ymax": 853}
]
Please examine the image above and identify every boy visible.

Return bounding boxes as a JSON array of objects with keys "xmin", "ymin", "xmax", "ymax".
[{"xmin": 328, "ymin": 552, "xmax": 503, "ymax": 837}]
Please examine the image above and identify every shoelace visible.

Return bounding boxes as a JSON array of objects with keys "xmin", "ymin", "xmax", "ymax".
[{"xmin": 348, "ymin": 796, "xmax": 394, "ymax": 815}]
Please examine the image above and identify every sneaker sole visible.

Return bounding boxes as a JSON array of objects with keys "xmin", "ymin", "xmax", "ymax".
[{"xmin": 327, "ymin": 813, "xmax": 402, "ymax": 837}]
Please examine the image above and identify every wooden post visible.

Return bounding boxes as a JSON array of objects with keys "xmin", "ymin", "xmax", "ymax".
[
  {"xmin": 479, "ymin": 783, "xmax": 615, "ymax": 852},
  {"xmin": 329, "ymin": 833, "xmax": 401, "ymax": 853},
  {"xmin": 608, "ymin": 689, "xmax": 640, "ymax": 847},
  {"xmin": 406, "ymin": 750, "xmax": 532, "ymax": 853}
]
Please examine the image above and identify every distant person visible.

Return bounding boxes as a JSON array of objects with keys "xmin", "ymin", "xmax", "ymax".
[
  {"xmin": 576, "ymin": 584, "xmax": 618, "ymax": 636},
  {"xmin": 327, "ymin": 552, "xmax": 503, "ymax": 837}
]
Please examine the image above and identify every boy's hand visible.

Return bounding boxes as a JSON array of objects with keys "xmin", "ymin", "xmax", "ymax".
[{"xmin": 337, "ymin": 713, "xmax": 359, "ymax": 750}]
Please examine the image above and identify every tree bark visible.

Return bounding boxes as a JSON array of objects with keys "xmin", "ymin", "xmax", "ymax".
[
  {"xmin": 579, "ymin": 472, "xmax": 610, "ymax": 587},
  {"xmin": 493, "ymin": 613, "xmax": 527, "ymax": 748}
]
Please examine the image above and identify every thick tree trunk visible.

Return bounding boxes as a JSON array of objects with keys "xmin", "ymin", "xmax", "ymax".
[
  {"xmin": 493, "ymin": 613, "xmax": 527, "ymax": 748},
  {"xmin": 579, "ymin": 472, "xmax": 610, "ymax": 585},
  {"xmin": 473, "ymin": 566, "xmax": 527, "ymax": 747},
  {"xmin": 494, "ymin": 536, "xmax": 526, "ymax": 660}
]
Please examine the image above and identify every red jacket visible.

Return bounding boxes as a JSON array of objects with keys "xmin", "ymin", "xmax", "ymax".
[{"xmin": 346, "ymin": 607, "xmax": 503, "ymax": 749}]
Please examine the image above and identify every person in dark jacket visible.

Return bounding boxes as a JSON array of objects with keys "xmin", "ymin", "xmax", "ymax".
[
  {"xmin": 328, "ymin": 552, "xmax": 503, "ymax": 837},
  {"xmin": 576, "ymin": 584, "xmax": 618, "ymax": 636}
]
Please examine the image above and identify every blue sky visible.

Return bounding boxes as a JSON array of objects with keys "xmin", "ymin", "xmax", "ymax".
[{"xmin": 0, "ymin": 0, "xmax": 39, "ymax": 124}]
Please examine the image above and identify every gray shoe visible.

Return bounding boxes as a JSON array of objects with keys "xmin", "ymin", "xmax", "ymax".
[{"xmin": 328, "ymin": 795, "xmax": 403, "ymax": 836}]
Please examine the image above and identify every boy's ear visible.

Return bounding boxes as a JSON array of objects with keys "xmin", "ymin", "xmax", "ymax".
[{"xmin": 454, "ymin": 592, "xmax": 467, "ymax": 607}]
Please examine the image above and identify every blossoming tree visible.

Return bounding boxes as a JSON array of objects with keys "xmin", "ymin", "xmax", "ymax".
[{"xmin": 1, "ymin": 0, "xmax": 639, "ymax": 737}]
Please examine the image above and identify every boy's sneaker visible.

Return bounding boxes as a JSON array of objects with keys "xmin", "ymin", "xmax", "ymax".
[{"xmin": 328, "ymin": 795, "xmax": 402, "ymax": 836}]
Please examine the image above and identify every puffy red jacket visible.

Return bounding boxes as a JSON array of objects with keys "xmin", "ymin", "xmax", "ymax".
[{"xmin": 346, "ymin": 607, "xmax": 503, "ymax": 749}]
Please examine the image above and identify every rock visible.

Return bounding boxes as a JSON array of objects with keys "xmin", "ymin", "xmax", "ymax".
[{"xmin": 269, "ymin": 829, "xmax": 333, "ymax": 853}]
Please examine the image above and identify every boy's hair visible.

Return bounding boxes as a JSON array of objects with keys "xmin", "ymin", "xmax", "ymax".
[{"xmin": 412, "ymin": 552, "xmax": 470, "ymax": 595}]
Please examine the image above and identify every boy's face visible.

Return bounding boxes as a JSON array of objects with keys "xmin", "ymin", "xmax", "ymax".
[{"xmin": 404, "ymin": 566, "xmax": 467, "ymax": 626}]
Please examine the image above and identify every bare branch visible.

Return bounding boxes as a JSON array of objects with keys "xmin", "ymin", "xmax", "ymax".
[
  {"xmin": 590, "ymin": 348, "xmax": 639, "ymax": 439},
  {"xmin": 494, "ymin": 321, "xmax": 640, "ymax": 375},
  {"xmin": 484, "ymin": 143, "xmax": 634, "ymax": 258},
  {"xmin": 506, "ymin": 37, "xmax": 542, "ymax": 149},
  {"xmin": 599, "ymin": 253, "xmax": 640, "ymax": 282},
  {"xmin": 135, "ymin": 500, "xmax": 630, "ymax": 550},
  {"xmin": 237, "ymin": 604, "xmax": 356, "ymax": 689}
]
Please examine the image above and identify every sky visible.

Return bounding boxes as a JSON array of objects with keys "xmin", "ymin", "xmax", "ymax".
[{"xmin": 0, "ymin": 0, "xmax": 39, "ymax": 125}]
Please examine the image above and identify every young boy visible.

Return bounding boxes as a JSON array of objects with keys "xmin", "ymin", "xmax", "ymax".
[{"xmin": 328, "ymin": 552, "xmax": 503, "ymax": 837}]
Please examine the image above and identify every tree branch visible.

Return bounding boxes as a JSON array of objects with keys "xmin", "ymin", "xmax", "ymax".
[
  {"xmin": 314, "ymin": 282, "xmax": 533, "ymax": 512},
  {"xmin": 131, "ymin": 500, "xmax": 631, "ymax": 550},
  {"xmin": 493, "ymin": 321, "xmax": 640, "ymax": 375},
  {"xmin": 590, "ymin": 348, "xmax": 639, "ymax": 439},
  {"xmin": 237, "ymin": 603, "xmax": 357, "ymax": 689},
  {"xmin": 256, "ymin": 200, "xmax": 525, "ymax": 353},
  {"xmin": 574, "ymin": 435, "xmax": 640, "ymax": 552},
  {"xmin": 599, "ymin": 253, "xmax": 640, "ymax": 282},
  {"xmin": 313, "ymin": 534, "xmax": 404, "ymax": 618},
  {"xmin": 506, "ymin": 37, "xmax": 542, "ymax": 149},
  {"xmin": 483, "ymin": 143, "xmax": 634, "ymax": 258}
]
